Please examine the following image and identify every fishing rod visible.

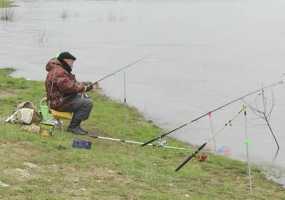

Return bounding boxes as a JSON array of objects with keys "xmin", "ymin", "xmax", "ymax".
[
  {"xmin": 142, "ymin": 80, "xmax": 284, "ymax": 147},
  {"xmin": 175, "ymin": 142, "xmax": 207, "ymax": 172},
  {"xmin": 175, "ymin": 106, "xmax": 246, "ymax": 172},
  {"xmin": 87, "ymin": 134, "xmax": 190, "ymax": 151},
  {"xmin": 91, "ymin": 55, "xmax": 149, "ymax": 86}
]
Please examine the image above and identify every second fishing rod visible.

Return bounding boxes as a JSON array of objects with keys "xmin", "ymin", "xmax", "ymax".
[
  {"xmin": 141, "ymin": 80, "xmax": 284, "ymax": 146},
  {"xmin": 91, "ymin": 56, "xmax": 149, "ymax": 86},
  {"xmin": 81, "ymin": 56, "xmax": 148, "ymax": 97}
]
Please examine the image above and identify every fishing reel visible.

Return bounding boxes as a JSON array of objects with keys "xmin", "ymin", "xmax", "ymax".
[{"xmin": 156, "ymin": 139, "xmax": 168, "ymax": 147}]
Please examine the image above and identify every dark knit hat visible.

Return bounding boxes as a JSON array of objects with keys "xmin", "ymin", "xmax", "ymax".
[
  {"xmin": 57, "ymin": 52, "xmax": 76, "ymax": 61},
  {"xmin": 57, "ymin": 52, "xmax": 76, "ymax": 73}
]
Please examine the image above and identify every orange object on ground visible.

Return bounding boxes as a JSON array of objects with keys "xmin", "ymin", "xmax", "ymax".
[{"xmin": 196, "ymin": 153, "xmax": 208, "ymax": 162}]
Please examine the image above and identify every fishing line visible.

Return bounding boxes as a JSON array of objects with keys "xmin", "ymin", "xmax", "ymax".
[
  {"xmin": 208, "ymin": 112, "xmax": 217, "ymax": 152},
  {"xmin": 243, "ymin": 106, "xmax": 253, "ymax": 193},
  {"xmin": 123, "ymin": 71, "xmax": 127, "ymax": 104}
]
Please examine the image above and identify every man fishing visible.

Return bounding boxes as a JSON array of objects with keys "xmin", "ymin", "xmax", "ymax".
[
  {"xmin": 45, "ymin": 52, "xmax": 95, "ymax": 135},
  {"xmin": 45, "ymin": 53, "xmax": 146, "ymax": 135}
]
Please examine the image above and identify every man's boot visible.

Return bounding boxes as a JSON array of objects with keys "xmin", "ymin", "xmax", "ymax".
[
  {"xmin": 67, "ymin": 119, "xmax": 87, "ymax": 135},
  {"xmin": 79, "ymin": 127, "xmax": 89, "ymax": 134}
]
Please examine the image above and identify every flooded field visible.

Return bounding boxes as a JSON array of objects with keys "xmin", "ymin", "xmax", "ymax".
[{"xmin": 1, "ymin": 0, "xmax": 285, "ymax": 185}]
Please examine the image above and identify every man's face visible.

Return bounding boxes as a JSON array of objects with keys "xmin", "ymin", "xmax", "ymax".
[{"xmin": 64, "ymin": 59, "xmax": 75, "ymax": 68}]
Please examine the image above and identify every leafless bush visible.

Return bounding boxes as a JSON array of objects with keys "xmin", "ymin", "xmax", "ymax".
[
  {"xmin": 243, "ymin": 89, "xmax": 280, "ymax": 161},
  {"xmin": 0, "ymin": 7, "xmax": 14, "ymax": 21},
  {"xmin": 60, "ymin": 9, "xmax": 68, "ymax": 20}
]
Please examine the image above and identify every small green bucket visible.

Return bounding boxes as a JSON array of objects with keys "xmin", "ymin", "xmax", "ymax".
[{"xmin": 39, "ymin": 98, "xmax": 54, "ymax": 123}]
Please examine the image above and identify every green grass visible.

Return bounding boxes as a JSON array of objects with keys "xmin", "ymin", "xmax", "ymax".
[
  {"xmin": 0, "ymin": 0, "xmax": 11, "ymax": 8},
  {"xmin": 0, "ymin": 68, "xmax": 284, "ymax": 200}
]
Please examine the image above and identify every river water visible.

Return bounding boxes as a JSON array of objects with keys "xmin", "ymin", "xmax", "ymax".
[{"xmin": 1, "ymin": 0, "xmax": 285, "ymax": 185}]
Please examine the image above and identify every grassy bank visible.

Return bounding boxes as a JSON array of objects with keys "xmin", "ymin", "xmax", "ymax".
[
  {"xmin": 0, "ymin": 0, "xmax": 11, "ymax": 8},
  {"xmin": 0, "ymin": 68, "xmax": 284, "ymax": 200}
]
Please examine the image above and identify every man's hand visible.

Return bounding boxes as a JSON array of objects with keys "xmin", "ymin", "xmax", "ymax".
[
  {"xmin": 93, "ymin": 82, "xmax": 101, "ymax": 90},
  {"xmin": 85, "ymin": 84, "xmax": 94, "ymax": 92},
  {"xmin": 83, "ymin": 81, "xmax": 93, "ymax": 86},
  {"xmin": 82, "ymin": 81, "xmax": 101, "ymax": 92}
]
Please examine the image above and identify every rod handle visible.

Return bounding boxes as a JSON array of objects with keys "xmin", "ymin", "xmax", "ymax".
[
  {"xmin": 175, "ymin": 142, "xmax": 207, "ymax": 172},
  {"xmin": 141, "ymin": 123, "xmax": 189, "ymax": 147}
]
